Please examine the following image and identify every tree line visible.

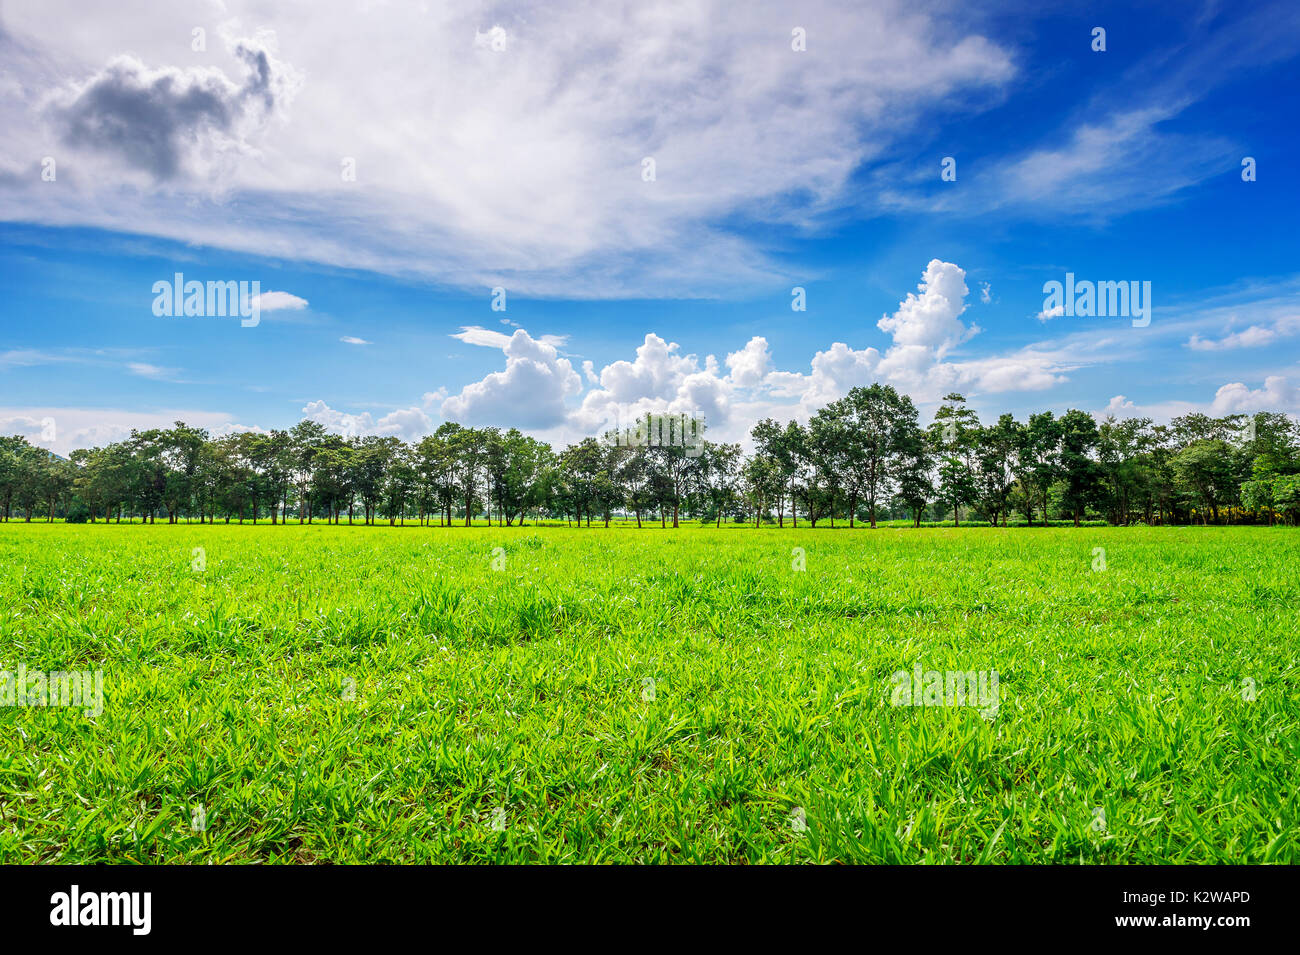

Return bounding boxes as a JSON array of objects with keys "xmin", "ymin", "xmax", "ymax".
[{"xmin": 2, "ymin": 385, "xmax": 1298, "ymax": 527}]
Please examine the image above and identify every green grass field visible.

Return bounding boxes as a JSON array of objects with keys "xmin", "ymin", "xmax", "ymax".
[{"xmin": 0, "ymin": 523, "xmax": 1295, "ymax": 863}]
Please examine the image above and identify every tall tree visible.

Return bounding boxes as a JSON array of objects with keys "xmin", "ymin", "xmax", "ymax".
[
  {"xmin": 1058, "ymin": 409, "xmax": 1101, "ymax": 526},
  {"xmin": 929, "ymin": 393, "xmax": 980, "ymax": 526}
]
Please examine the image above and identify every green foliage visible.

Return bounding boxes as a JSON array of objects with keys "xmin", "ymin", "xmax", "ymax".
[{"xmin": 3, "ymin": 401, "xmax": 1297, "ymax": 527}]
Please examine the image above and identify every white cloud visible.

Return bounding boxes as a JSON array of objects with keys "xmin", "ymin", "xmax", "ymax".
[
  {"xmin": 0, "ymin": 349, "xmax": 67, "ymax": 369},
  {"xmin": 429, "ymin": 260, "xmax": 1069, "ymax": 447},
  {"xmin": 452, "ymin": 326, "xmax": 513, "ymax": 349},
  {"xmin": 127, "ymin": 361, "xmax": 181, "ymax": 381},
  {"xmin": 797, "ymin": 342, "xmax": 882, "ymax": 405},
  {"xmin": 736, "ymin": 259, "xmax": 1064, "ymax": 408},
  {"xmin": 0, "ymin": 406, "xmax": 239, "ymax": 456},
  {"xmin": 254, "ymin": 290, "xmax": 309, "ymax": 311},
  {"xmin": 1037, "ymin": 304, "xmax": 1064, "ymax": 323},
  {"xmin": 1090, "ymin": 376, "xmax": 1300, "ymax": 424},
  {"xmin": 0, "ymin": 1, "xmax": 1015, "ymax": 295},
  {"xmin": 588, "ymin": 333, "xmax": 702, "ymax": 404},
  {"xmin": 300, "ymin": 399, "xmax": 434, "ymax": 442},
  {"xmin": 0, "ymin": 414, "xmax": 56, "ymax": 447},
  {"xmin": 1210, "ymin": 376, "xmax": 1300, "ymax": 415},
  {"xmin": 876, "ymin": 259, "xmax": 972, "ymax": 352},
  {"xmin": 453, "ymin": 325, "xmax": 566, "ymax": 350},
  {"xmin": 441, "ymin": 328, "xmax": 582, "ymax": 428},
  {"xmin": 996, "ymin": 108, "xmax": 1231, "ymax": 213},
  {"xmin": 1102, "ymin": 395, "xmax": 1139, "ymax": 417},
  {"xmin": 340, "ymin": 336, "xmax": 371, "ymax": 345},
  {"xmin": 724, "ymin": 336, "xmax": 772, "ymax": 388},
  {"xmin": 1186, "ymin": 314, "xmax": 1300, "ymax": 351},
  {"xmin": 570, "ymin": 333, "xmax": 730, "ymax": 439},
  {"xmin": 6, "ymin": 258, "xmax": 1100, "ymax": 455}
]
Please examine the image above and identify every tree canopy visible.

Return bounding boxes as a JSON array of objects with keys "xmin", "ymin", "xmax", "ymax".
[{"xmin": 4, "ymin": 394, "xmax": 1298, "ymax": 527}]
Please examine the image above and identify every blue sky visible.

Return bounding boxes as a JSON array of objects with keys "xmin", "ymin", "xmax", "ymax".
[{"xmin": 1, "ymin": 0, "xmax": 1298, "ymax": 453}]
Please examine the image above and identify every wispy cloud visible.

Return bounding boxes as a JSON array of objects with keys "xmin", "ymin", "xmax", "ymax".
[
  {"xmin": 453, "ymin": 326, "xmax": 567, "ymax": 350},
  {"xmin": 127, "ymin": 361, "xmax": 182, "ymax": 381},
  {"xmin": 0, "ymin": 0, "xmax": 1017, "ymax": 296},
  {"xmin": 1187, "ymin": 315, "xmax": 1300, "ymax": 351}
]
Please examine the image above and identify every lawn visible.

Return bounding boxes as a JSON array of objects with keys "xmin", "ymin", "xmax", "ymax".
[{"xmin": 0, "ymin": 523, "xmax": 1295, "ymax": 863}]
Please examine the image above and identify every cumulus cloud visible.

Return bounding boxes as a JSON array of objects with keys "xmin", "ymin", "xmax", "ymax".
[
  {"xmin": 724, "ymin": 337, "xmax": 772, "ymax": 388},
  {"xmin": 0, "ymin": 413, "xmax": 56, "ymax": 446},
  {"xmin": 743, "ymin": 259, "xmax": 1063, "ymax": 407},
  {"xmin": 1102, "ymin": 395, "xmax": 1139, "ymax": 417},
  {"xmin": 441, "ymin": 328, "xmax": 582, "ymax": 428},
  {"xmin": 9, "ymin": 257, "xmax": 1110, "ymax": 455},
  {"xmin": 877, "ymin": 260, "xmax": 975, "ymax": 354},
  {"xmin": 435, "ymin": 259, "xmax": 1072, "ymax": 446},
  {"xmin": 300, "ymin": 399, "xmax": 434, "ymax": 442},
  {"xmin": 1210, "ymin": 376, "xmax": 1300, "ymax": 415},
  {"xmin": 569, "ymin": 333, "xmax": 728, "ymax": 437},
  {"xmin": 1092, "ymin": 376, "xmax": 1300, "ymax": 425},
  {"xmin": 1037, "ymin": 304, "xmax": 1065, "ymax": 322}
]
